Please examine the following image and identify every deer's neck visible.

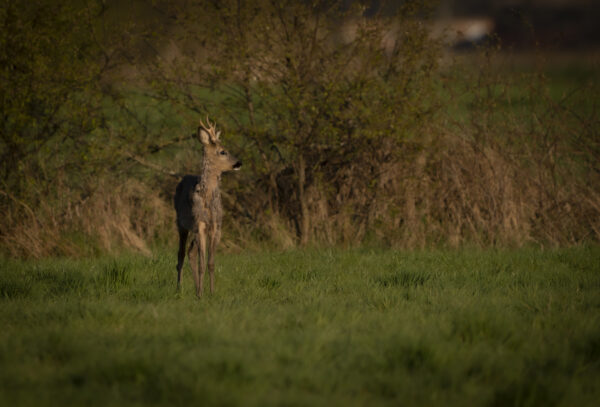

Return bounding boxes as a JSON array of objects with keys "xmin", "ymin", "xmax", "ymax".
[{"xmin": 199, "ymin": 159, "xmax": 221, "ymax": 200}]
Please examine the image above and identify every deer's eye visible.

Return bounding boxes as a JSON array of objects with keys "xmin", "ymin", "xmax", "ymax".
[{"xmin": 219, "ymin": 150, "xmax": 227, "ymax": 156}]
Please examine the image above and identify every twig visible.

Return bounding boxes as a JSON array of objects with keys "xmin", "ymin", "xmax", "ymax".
[{"xmin": 125, "ymin": 152, "xmax": 183, "ymax": 179}]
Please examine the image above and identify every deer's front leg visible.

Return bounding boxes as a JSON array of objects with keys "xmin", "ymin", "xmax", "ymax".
[
  {"xmin": 196, "ymin": 222, "xmax": 207, "ymax": 298},
  {"xmin": 207, "ymin": 226, "xmax": 220, "ymax": 294}
]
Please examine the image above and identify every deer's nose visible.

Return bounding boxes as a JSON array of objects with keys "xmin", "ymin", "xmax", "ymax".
[{"xmin": 233, "ymin": 161, "xmax": 242, "ymax": 170}]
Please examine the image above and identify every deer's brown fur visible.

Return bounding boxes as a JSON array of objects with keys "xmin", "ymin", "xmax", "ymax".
[{"xmin": 174, "ymin": 118, "xmax": 241, "ymax": 297}]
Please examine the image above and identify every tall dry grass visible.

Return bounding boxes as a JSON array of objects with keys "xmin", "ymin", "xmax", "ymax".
[{"xmin": 1, "ymin": 179, "xmax": 172, "ymax": 258}]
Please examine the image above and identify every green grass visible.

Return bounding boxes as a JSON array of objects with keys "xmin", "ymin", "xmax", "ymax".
[{"xmin": 1, "ymin": 246, "xmax": 599, "ymax": 406}]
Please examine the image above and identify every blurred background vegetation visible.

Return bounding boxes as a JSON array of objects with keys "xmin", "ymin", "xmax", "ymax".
[{"xmin": 1, "ymin": 0, "xmax": 598, "ymax": 258}]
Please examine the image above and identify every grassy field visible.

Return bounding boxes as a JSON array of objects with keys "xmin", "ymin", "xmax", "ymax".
[{"xmin": 1, "ymin": 246, "xmax": 599, "ymax": 406}]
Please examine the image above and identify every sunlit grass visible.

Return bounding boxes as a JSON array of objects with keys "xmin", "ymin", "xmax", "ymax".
[{"xmin": 1, "ymin": 246, "xmax": 599, "ymax": 406}]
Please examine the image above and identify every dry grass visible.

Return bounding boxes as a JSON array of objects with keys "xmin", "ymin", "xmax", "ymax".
[{"xmin": 1, "ymin": 179, "xmax": 172, "ymax": 258}]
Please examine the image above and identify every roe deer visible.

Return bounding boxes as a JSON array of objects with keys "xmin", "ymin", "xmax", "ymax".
[{"xmin": 174, "ymin": 118, "xmax": 242, "ymax": 297}]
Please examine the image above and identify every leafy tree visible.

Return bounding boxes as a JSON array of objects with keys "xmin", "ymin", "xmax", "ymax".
[
  {"xmin": 147, "ymin": 0, "xmax": 441, "ymax": 244},
  {"xmin": 0, "ymin": 0, "xmax": 159, "ymax": 256}
]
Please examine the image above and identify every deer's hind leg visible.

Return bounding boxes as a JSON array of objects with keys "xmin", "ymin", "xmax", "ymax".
[{"xmin": 176, "ymin": 226, "xmax": 189, "ymax": 291}]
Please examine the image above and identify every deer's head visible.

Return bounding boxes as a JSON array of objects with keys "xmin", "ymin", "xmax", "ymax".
[{"xmin": 197, "ymin": 117, "xmax": 242, "ymax": 173}]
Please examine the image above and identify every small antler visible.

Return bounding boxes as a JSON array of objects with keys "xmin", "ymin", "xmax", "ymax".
[{"xmin": 198, "ymin": 116, "xmax": 220, "ymax": 143}]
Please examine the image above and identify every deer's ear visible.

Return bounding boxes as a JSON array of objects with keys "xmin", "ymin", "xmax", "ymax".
[{"xmin": 198, "ymin": 128, "xmax": 211, "ymax": 145}]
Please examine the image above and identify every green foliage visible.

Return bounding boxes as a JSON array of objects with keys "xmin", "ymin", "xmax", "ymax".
[
  {"xmin": 1, "ymin": 247, "xmax": 599, "ymax": 405},
  {"xmin": 0, "ymin": 0, "xmax": 105, "ymax": 255},
  {"xmin": 1, "ymin": 0, "xmax": 103, "ymax": 186},
  {"xmin": 0, "ymin": 0, "xmax": 174, "ymax": 257}
]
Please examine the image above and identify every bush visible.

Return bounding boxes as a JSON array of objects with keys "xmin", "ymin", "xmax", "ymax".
[
  {"xmin": 146, "ymin": 0, "xmax": 442, "ymax": 246},
  {"xmin": 0, "ymin": 0, "xmax": 171, "ymax": 257}
]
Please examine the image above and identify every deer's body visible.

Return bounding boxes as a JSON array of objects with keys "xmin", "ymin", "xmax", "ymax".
[{"xmin": 174, "ymin": 119, "xmax": 241, "ymax": 297}]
